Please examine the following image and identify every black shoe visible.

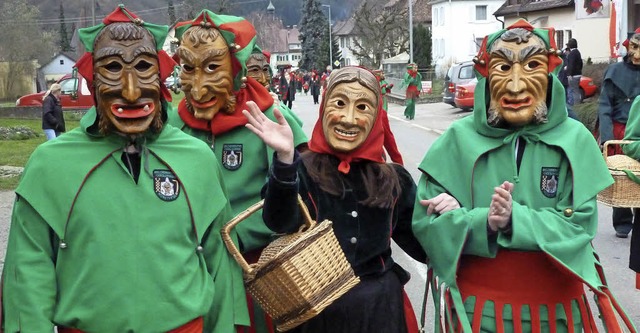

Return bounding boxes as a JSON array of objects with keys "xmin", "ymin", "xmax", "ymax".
[{"xmin": 616, "ymin": 231, "xmax": 629, "ymax": 238}]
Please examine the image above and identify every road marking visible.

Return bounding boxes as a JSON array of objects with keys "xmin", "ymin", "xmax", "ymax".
[{"xmin": 388, "ymin": 114, "xmax": 445, "ymax": 135}]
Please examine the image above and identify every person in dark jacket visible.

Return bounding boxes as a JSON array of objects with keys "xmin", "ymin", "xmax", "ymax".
[
  {"xmin": 565, "ymin": 38, "xmax": 583, "ymax": 107},
  {"xmin": 42, "ymin": 83, "xmax": 65, "ymax": 140},
  {"xmin": 309, "ymin": 70, "xmax": 321, "ymax": 104},
  {"xmin": 279, "ymin": 67, "xmax": 296, "ymax": 109},
  {"xmin": 599, "ymin": 28, "xmax": 640, "ymax": 239},
  {"xmin": 242, "ymin": 66, "xmax": 427, "ymax": 333},
  {"xmin": 558, "ymin": 47, "xmax": 579, "ymax": 120}
]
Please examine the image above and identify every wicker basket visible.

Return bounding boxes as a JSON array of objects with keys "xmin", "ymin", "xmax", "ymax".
[
  {"xmin": 597, "ymin": 140, "xmax": 640, "ymax": 207},
  {"xmin": 221, "ymin": 196, "xmax": 360, "ymax": 332}
]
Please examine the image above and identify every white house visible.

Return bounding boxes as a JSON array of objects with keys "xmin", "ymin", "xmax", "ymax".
[
  {"xmin": 430, "ymin": 0, "xmax": 504, "ymax": 76},
  {"xmin": 494, "ymin": 0, "xmax": 610, "ymax": 63},
  {"xmin": 333, "ymin": 18, "xmax": 359, "ymax": 67},
  {"xmin": 271, "ymin": 26, "xmax": 302, "ymax": 70},
  {"xmin": 39, "ymin": 52, "xmax": 77, "ymax": 83}
]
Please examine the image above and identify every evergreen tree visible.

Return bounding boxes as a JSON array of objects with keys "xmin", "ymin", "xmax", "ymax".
[
  {"xmin": 168, "ymin": 0, "xmax": 176, "ymax": 25},
  {"xmin": 298, "ymin": 0, "xmax": 328, "ymax": 71},
  {"xmin": 318, "ymin": 27, "xmax": 342, "ymax": 69},
  {"xmin": 413, "ymin": 24, "xmax": 432, "ymax": 69},
  {"xmin": 58, "ymin": 1, "xmax": 73, "ymax": 52}
]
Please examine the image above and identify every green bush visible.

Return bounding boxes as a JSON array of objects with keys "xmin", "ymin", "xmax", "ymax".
[{"xmin": 0, "ymin": 126, "xmax": 40, "ymax": 140}]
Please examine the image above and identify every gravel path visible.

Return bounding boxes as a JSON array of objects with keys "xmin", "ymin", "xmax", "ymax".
[{"xmin": 0, "ymin": 190, "xmax": 15, "ymax": 272}]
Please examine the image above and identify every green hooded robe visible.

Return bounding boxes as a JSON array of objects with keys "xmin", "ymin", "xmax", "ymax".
[
  {"xmin": 412, "ymin": 37, "xmax": 633, "ymax": 331},
  {"xmin": 2, "ymin": 106, "xmax": 246, "ymax": 333}
]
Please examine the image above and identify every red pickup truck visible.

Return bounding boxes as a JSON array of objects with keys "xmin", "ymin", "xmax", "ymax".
[{"xmin": 16, "ymin": 73, "xmax": 94, "ymax": 109}]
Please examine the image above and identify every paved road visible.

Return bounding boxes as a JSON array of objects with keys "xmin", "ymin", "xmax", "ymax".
[{"xmin": 0, "ymin": 92, "xmax": 638, "ymax": 330}]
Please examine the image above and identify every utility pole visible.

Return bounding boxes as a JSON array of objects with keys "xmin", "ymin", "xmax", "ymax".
[
  {"xmin": 322, "ymin": 4, "xmax": 332, "ymax": 69},
  {"xmin": 409, "ymin": 0, "xmax": 413, "ymax": 63},
  {"xmin": 92, "ymin": 0, "xmax": 96, "ymax": 25}
]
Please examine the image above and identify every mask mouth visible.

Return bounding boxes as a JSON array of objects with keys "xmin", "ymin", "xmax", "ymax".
[
  {"xmin": 500, "ymin": 96, "xmax": 532, "ymax": 110},
  {"xmin": 333, "ymin": 127, "xmax": 360, "ymax": 140},
  {"xmin": 111, "ymin": 102, "xmax": 155, "ymax": 119},
  {"xmin": 190, "ymin": 97, "xmax": 217, "ymax": 109}
]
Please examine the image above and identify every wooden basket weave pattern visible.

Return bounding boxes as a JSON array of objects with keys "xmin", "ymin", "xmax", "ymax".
[
  {"xmin": 247, "ymin": 220, "xmax": 360, "ymax": 331},
  {"xmin": 221, "ymin": 197, "xmax": 360, "ymax": 332},
  {"xmin": 597, "ymin": 140, "xmax": 640, "ymax": 207}
]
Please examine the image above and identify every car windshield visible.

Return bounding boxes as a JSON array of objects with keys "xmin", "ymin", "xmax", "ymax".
[
  {"xmin": 459, "ymin": 65, "xmax": 474, "ymax": 80},
  {"xmin": 59, "ymin": 78, "xmax": 77, "ymax": 94}
]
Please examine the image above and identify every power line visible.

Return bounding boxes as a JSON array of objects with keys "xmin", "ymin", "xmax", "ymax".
[{"xmin": 1, "ymin": 4, "xmax": 183, "ymax": 26}]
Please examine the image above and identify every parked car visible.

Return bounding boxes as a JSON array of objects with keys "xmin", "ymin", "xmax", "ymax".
[
  {"xmin": 454, "ymin": 77, "xmax": 478, "ymax": 112},
  {"xmin": 443, "ymin": 61, "xmax": 475, "ymax": 107},
  {"xmin": 450, "ymin": 75, "xmax": 598, "ymax": 111},
  {"xmin": 16, "ymin": 73, "xmax": 93, "ymax": 109},
  {"xmin": 579, "ymin": 76, "xmax": 597, "ymax": 101}
]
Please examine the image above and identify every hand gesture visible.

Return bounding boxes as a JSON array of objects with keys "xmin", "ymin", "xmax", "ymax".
[
  {"xmin": 243, "ymin": 101, "xmax": 295, "ymax": 164},
  {"xmin": 488, "ymin": 181, "xmax": 514, "ymax": 232},
  {"xmin": 420, "ymin": 193, "xmax": 461, "ymax": 215}
]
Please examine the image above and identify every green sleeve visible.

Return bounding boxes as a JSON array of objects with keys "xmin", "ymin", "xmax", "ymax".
[
  {"xmin": 623, "ymin": 96, "xmax": 640, "ymax": 158},
  {"xmin": 412, "ymin": 173, "xmax": 497, "ymax": 285},
  {"xmin": 204, "ymin": 167, "xmax": 249, "ymax": 332},
  {"xmin": 497, "ymin": 168, "xmax": 598, "ymax": 253},
  {"xmin": 2, "ymin": 196, "xmax": 57, "ymax": 333},
  {"xmin": 416, "ymin": 74, "xmax": 423, "ymax": 90}
]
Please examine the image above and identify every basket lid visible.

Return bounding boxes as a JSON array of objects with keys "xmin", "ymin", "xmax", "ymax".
[{"xmin": 606, "ymin": 155, "xmax": 640, "ymax": 172}]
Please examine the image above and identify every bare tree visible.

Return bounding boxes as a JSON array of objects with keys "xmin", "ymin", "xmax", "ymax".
[
  {"xmin": 244, "ymin": 11, "xmax": 285, "ymax": 53},
  {"xmin": 0, "ymin": 0, "xmax": 56, "ymax": 99},
  {"xmin": 349, "ymin": 0, "xmax": 409, "ymax": 69}
]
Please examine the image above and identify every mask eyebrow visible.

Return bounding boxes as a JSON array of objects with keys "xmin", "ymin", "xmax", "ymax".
[
  {"xmin": 519, "ymin": 45, "xmax": 546, "ymax": 61},
  {"xmin": 132, "ymin": 46, "xmax": 157, "ymax": 59},
  {"xmin": 95, "ymin": 47, "xmax": 124, "ymax": 60},
  {"xmin": 202, "ymin": 48, "xmax": 229, "ymax": 62},
  {"xmin": 177, "ymin": 48, "xmax": 196, "ymax": 65},
  {"xmin": 491, "ymin": 48, "xmax": 515, "ymax": 62}
]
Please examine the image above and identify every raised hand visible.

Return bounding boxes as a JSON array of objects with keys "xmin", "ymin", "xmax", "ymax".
[
  {"xmin": 420, "ymin": 193, "xmax": 461, "ymax": 215},
  {"xmin": 488, "ymin": 181, "xmax": 514, "ymax": 232},
  {"xmin": 243, "ymin": 101, "xmax": 295, "ymax": 164}
]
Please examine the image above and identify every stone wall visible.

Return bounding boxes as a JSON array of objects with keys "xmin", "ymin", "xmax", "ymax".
[{"xmin": 0, "ymin": 106, "xmax": 86, "ymax": 119}]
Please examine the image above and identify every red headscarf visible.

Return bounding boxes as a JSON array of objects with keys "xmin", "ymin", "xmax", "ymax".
[{"xmin": 308, "ymin": 67, "xmax": 386, "ymax": 174}]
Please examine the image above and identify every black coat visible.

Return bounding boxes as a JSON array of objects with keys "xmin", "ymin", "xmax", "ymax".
[
  {"xmin": 263, "ymin": 153, "xmax": 426, "ymax": 277},
  {"xmin": 279, "ymin": 75, "xmax": 296, "ymax": 102},
  {"xmin": 42, "ymin": 94, "xmax": 66, "ymax": 132},
  {"xmin": 566, "ymin": 48, "xmax": 583, "ymax": 76}
]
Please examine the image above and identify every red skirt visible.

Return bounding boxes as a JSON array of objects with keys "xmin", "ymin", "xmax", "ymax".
[
  {"xmin": 453, "ymin": 250, "xmax": 595, "ymax": 333},
  {"xmin": 58, "ymin": 317, "xmax": 203, "ymax": 333}
]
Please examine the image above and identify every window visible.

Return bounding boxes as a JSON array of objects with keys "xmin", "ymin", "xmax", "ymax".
[
  {"xmin": 346, "ymin": 58, "xmax": 351, "ymax": 66},
  {"xmin": 556, "ymin": 30, "xmax": 564, "ymax": 50},
  {"xmin": 341, "ymin": 37, "xmax": 345, "ymax": 48},
  {"xmin": 439, "ymin": 7, "xmax": 445, "ymax": 26},
  {"xmin": 458, "ymin": 65, "xmax": 474, "ymax": 80},
  {"xmin": 59, "ymin": 59, "xmax": 64, "ymax": 65},
  {"xmin": 59, "ymin": 78, "xmax": 77, "ymax": 94},
  {"xmin": 434, "ymin": 8, "xmax": 439, "ymax": 26},
  {"xmin": 475, "ymin": 38, "xmax": 483, "ymax": 52},
  {"xmin": 346, "ymin": 37, "xmax": 351, "ymax": 48},
  {"xmin": 476, "ymin": 5, "xmax": 487, "ymax": 21}
]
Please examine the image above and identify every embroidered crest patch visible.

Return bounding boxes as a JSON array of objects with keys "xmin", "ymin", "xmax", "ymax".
[
  {"xmin": 222, "ymin": 144, "xmax": 243, "ymax": 171},
  {"xmin": 540, "ymin": 167, "xmax": 559, "ymax": 198},
  {"xmin": 153, "ymin": 170, "xmax": 180, "ymax": 201}
]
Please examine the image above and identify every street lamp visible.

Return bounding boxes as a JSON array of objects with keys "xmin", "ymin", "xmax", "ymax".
[
  {"xmin": 321, "ymin": 4, "xmax": 333, "ymax": 69},
  {"xmin": 408, "ymin": 0, "xmax": 413, "ymax": 63}
]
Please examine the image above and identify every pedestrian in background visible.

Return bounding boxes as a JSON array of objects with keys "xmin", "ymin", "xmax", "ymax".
[
  {"xmin": 599, "ymin": 28, "xmax": 640, "ymax": 239},
  {"xmin": 565, "ymin": 38, "xmax": 583, "ymax": 108},
  {"xmin": 558, "ymin": 47, "xmax": 579, "ymax": 120},
  {"xmin": 41, "ymin": 83, "xmax": 65, "ymax": 140}
]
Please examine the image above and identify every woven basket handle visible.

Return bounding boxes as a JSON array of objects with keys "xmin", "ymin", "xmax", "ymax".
[
  {"xmin": 221, "ymin": 194, "xmax": 315, "ymax": 275},
  {"xmin": 602, "ymin": 140, "xmax": 634, "ymax": 159}
]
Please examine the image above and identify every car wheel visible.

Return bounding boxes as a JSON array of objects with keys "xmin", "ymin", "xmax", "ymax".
[{"xmin": 579, "ymin": 88, "xmax": 585, "ymax": 102}]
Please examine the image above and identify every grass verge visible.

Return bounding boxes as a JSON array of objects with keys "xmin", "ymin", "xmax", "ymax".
[{"xmin": 0, "ymin": 118, "xmax": 80, "ymax": 191}]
